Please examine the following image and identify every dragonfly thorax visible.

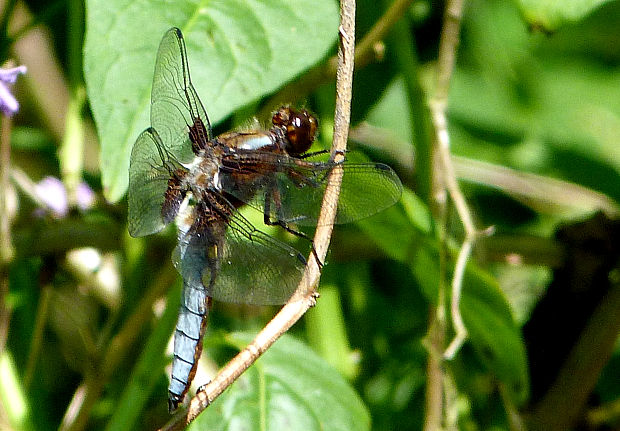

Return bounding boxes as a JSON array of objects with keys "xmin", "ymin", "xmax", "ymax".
[{"xmin": 184, "ymin": 152, "xmax": 223, "ymax": 193}]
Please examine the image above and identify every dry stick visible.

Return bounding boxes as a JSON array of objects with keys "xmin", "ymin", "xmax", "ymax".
[
  {"xmin": 257, "ymin": 0, "xmax": 412, "ymax": 121},
  {"xmin": 0, "ymin": 115, "xmax": 13, "ymax": 354},
  {"xmin": 424, "ymin": 0, "xmax": 478, "ymax": 428},
  {"xmin": 430, "ymin": 0, "xmax": 487, "ymax": 359},
  {"xmin": 159, "ymin": 2, "xmax": 357, "ymax": 430}
]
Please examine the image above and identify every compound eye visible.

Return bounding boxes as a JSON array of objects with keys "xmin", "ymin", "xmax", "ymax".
[
  {"xmin": 290, "ymin": 113, "xmax": 317, "ymax": 154},
  {"xmin": 272, "ymin": 107, "xmax": 318, "ymax": 155},
  {"xmin": 287, "ymin": 124, "xmax": 300, "ymax": 145}
]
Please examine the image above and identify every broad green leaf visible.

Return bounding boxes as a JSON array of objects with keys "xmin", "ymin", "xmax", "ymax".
[
  {"xmin": 193, "ymin": 332, "xmax": 370, "ymax": 431},
  {"xmin": 517, "ymin": 0, "xmax": 613, "ymax": 31},
  {"xmin": 355, "ymin": 189, "xmax": 430, "ymax": 264},
  {"xmin": 84, "ymin": 0, "xmax": 339, "ymax": 202},
  {"xmin": 460, "ymin": 267, "xmax": 530, "ymax": 405}
]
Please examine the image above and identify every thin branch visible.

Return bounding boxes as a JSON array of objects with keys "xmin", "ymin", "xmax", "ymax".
[
  {"xmin": 59, "ymin": 86, "xmax": 86, "ymax": 207},
  {"xmin": 432, "ymin": 107, "xmax": 475, "ymax": 235},
  {"xmin": 0, "ymin": 115, "xmax": 13, "ymax": 264},
  {"xmin": 257, "ymin": 0, "xmax": 412, "ymax": 120},
  {"xmin": 23, "ymin": 284, "xmax": 52, "ymax": 389},
  {"xmin": 527, "ymin": 280, "xmax": 620, "ymax": 431},
  {"xmin": 443, "ymin": 238, "xmax": 471, "ymax": 358},
  {"xmin": 160, "ymin": 0, "xmax": 357, "ymax": 428},
  {"xmin": 0, "ymin": 115, "xmax": 14, "ymax": 354},
  {"xmin": 423, "ymin": 305, "xmax": 445, "ymax": 430},
  {"xmin": 434, "ymin": 0, "xmax": 465, "ymax": 103},
  {"xmin": 429, "ymin": 0, "xmax": 487, "ymax": 358},
  {"xmin": 424, "ymin": 0, "xmax": 474, "ymax": 427}
]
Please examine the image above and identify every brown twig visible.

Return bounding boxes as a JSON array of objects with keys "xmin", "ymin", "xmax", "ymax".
[
  {"xmin": 160, "ymin": 1, "xmax": 357, "ymax": 429},
  {"xmin": 424, "ymin": 0, "xmax": 470, "ymax": 429},
  {"xmin": 257, "ymin": 0, "xmax": 411, "ymax": 120},
  {"xmin": 528, "ymin": 281, "xmax": 620, "ymax": 431},
  {"xmin": 428, "ymin": 0, "xmax": 488, "ymax": 359},
  {"xmin": 0, "ymin": 114, "xmax": 14, "ymax": 354}
]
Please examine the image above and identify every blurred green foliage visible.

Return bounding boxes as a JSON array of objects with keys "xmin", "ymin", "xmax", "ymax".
[{"xmin": 1, "ymin": 0, "xmax": 619, "ymax": 430}]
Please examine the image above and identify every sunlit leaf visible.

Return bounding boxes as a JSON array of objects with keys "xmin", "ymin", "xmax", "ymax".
[
  {"xmin": 461, "ymin": 267, "xmax": 530, "ymax": 405},
  {"xmin": 517, "ymin": 0, "xmax": 613, "ymax": 31},
  {"xmin": 84, "ymin": 0, "xmax": 339, "ymax": 201},
  {"xmin": 192, "ymin": 332, "xmax": 370, "ymax": 431}
]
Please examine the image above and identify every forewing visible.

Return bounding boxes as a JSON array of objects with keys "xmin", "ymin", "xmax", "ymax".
[
  {"xmin": 223, "ymin": 152, "xmax": 403, "ymax": 226},
  {"xmin": 151, "ymin": 28, "xmax": 212, "ymax": 163},
  {"xmin": 128, "ymin": 128, "xmax": 177, "ymax": 237},
  {"xmin": 327, "ymin": 162, "xmax": 403, "ymax": 224},
  {"xmin": 172, "ymin": 207, "xmax": 306, "ymax": 306}
]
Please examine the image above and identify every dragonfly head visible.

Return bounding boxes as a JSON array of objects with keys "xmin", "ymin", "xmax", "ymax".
[{"xmin": 272, "ymin": 106, "xmax": 318, "ymax": 156}]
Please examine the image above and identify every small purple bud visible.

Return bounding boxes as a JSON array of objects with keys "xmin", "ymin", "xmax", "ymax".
[
  {"xmin": 0, "ymin": 65, "xmax": 27, "ymax": 117},
  {"xmin": 35, "ymin": 176, "xmax": 68, "ymax": 218},
  {"xmin": 76, "ymin": 182, "xmax": 96, "ymax": 211}
]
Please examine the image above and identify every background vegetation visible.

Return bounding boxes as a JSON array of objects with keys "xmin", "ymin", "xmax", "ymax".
[{"xmin": 1, "ymin": 0, "xmax": 619, "ymax": 430}]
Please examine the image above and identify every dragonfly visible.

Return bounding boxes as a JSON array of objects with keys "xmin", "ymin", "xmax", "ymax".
[{"xmin": 128, "ymin": 27, "xmax": 403, "ymax": 412}]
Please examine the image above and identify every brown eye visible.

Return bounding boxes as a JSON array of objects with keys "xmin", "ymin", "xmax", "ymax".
[
  {"xmin": 271, "ymin": 107, "xmax": 318, "ymax": 155},
  {"xmin": 287, "ymin": 125, "xmax": 298, "ymax": 145}
]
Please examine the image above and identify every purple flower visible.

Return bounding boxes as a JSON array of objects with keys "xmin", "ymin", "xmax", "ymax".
[
  {"xmin": 35, "ymin": 176, "xmax": 96, "ymax": 218},
  {"xmin": 76, "ymin": 181, "xmax": 96, "ymax": 210},
  {"xmin": 0, "ymin": 65, "xmax": 27, "ymax": 117},
  {"xmin": 35, "ymin": 176, "xmax": 68, "ymax": 217}
]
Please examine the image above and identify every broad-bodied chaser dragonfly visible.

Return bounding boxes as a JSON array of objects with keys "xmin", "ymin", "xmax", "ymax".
[{"xmin": 128, "ymin": 28, "xmax": 402, "ymax": 412}]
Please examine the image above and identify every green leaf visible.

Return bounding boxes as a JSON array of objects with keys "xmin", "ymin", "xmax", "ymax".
[
  {"xmin": 355, "ymin": 189, "xmax": 431, "ymax": 264},
  {"xmin": 460, "ymin": 267, "xmax": 530, "ymax": 405},
  {"xmin": 84, "ymin": 0, "xmax": 339, "ymax": 202},
  {"xmin": 517, "ymin": 0, "xmax": 613, "ymax": 31},
  {"xmin": 0, "ymin": 352, "xmax": 35, "ymax": 431},
  {"xmin": 192, "ymin": 332, "xmax": 370, "ymax": 431}
]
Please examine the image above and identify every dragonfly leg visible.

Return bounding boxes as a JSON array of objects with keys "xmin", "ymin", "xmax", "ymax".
[
  {"xmin": 168, "ymin": 392, "xmax": 184, "ymax": 413},
  {"xmin": 264, "ymin": 185, "xmax": 324, "ymax": 268},
  {"xmin": 196, "ymin": 383, "xmax": 212, "ymax": 406},
  {"xmin": 265, "ymin": 216, "xmax": 323, "ymax": 268},
  {"xmin": 298, "ymin": 149, "xmax": 328, "ymax": 159}
]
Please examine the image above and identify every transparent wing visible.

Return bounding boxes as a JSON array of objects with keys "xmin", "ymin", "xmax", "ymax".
[
  {"xmin": 222, "ymin": 152, "xmax": 403, "ymax": 226},
  {"xmin": 172, "ymin": 205, "xmax": 306, "ymax": 306},
  {"xmin": 212, "ymin": 211, "xmax": 307, "ymax": 304},
  {"xmin": 151, "ymin": 27, "xmax": 212, "ymax": 163},
  {"xmin": 128, "ymin": 128, "xmax": 178, "ymax": 237}
]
